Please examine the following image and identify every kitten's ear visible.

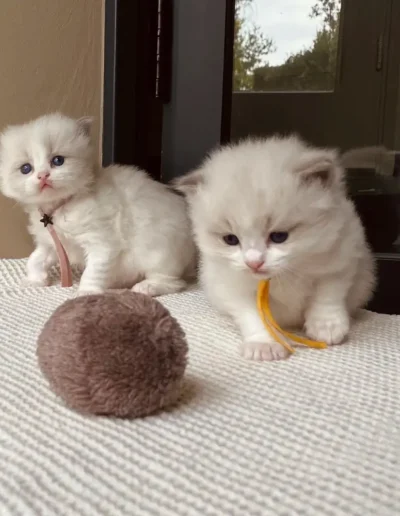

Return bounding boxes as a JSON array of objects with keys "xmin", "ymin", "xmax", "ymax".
[
  {"xmin": 77, "ymin": 116, "xmax": 94, "ymax": 137},
  {"xmin": 294, "ymin": 150, "xmax": 342, "ymax": 187},
  {"xmin": 171, "ymin": 169, "xmax": 204, "ymax": 195}
]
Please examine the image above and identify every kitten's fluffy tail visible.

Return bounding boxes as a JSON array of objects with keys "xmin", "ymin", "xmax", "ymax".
[{"xmin": 340, "ymin": 146, "xmax": 390, "ymax": 171}]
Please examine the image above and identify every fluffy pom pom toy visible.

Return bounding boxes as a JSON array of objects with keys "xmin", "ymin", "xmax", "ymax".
[{"xmin": 37, "ymin": 291, "xmax": 188, "ymax": 418}]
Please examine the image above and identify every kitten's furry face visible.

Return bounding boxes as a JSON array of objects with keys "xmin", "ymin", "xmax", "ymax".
[
  {"xmin": 175, "ymin": 136, "xmax": 346, "ymax": 279},
  {"xmin": 0, "ymin": 113, "xmax": 94, "ymax": 206}
]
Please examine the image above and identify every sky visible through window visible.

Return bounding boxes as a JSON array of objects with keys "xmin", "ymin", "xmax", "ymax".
[{"xmin": 244, "ymin": 0, "xmax": 327, "ymax": 66}]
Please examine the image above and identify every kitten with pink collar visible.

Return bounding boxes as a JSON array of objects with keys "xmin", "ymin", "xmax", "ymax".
[
  {"xmin": 174, "ymin": 136, "xmax": 376, "ymax": 361},
  {"xmin": 0, "ymin": 113, "xmax": 196, "ymax": 295}
]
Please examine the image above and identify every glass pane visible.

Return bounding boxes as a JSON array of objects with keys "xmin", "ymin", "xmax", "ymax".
[
  {"xmin": 347, "ymin": 153, "xmax": 400, "ymax": 256},
  {"xmin": 233, "ymin": 0, "xmax": 342, "ymax": 92}
]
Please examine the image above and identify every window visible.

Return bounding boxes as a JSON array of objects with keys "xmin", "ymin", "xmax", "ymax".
[{"xmin": 233, "ymin": 0, "xmax": 342, "ymax": 92}]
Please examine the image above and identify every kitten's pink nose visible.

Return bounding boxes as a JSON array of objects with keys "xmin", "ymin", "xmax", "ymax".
[
  {"xmin": 37, "ymin": 171, "xmax": 50, "ymax": 180},
  {"xmin": 245, "ymin": 259, "xmax": 264, "ymax": 271}
]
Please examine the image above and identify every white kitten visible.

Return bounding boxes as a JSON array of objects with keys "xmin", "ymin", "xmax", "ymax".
[
  {"xmin": 0, "ymin": 113, "xmax": 196, "ymax": 295},
  {"xmin": 174, "ymin": 136, "xmax": 376, "ymax": 361}
]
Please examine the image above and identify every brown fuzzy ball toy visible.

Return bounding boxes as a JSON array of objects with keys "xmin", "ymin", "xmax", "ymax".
[{"xmin": 37, "ymin": 292, "xmax": 188, "ymax": 418}]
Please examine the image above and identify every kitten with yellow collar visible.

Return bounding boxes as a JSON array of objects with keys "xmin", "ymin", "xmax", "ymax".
[{"xmin": 174, "ymin": 136, "xmax": 376, "ymax": 361}]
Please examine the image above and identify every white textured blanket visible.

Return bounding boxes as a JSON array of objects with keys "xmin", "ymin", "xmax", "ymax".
[{"xmin": 0, "ymin": 259, "xmax": 399, "ymax": 516}]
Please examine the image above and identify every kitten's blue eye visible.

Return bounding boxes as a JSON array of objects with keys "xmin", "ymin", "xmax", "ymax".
[
  {"xmin": 223, "ymin": 234, "xmax": 240, "ymax": 246},
  {"xmin": 20, "ymin": 163, "xmax": 32, "ymax": 175},
  {"xmin": 51, "ymin": 155, "xmax": 64, "ymax": 167},
  {"xmin": 270, "ymin": 232, "xmax": 289, "ymax": 244}
]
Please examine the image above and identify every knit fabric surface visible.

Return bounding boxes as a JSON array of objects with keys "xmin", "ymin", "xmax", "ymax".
[{"xmin": 0, "ymin": 259, "xmax": 399, "ymax": 516}]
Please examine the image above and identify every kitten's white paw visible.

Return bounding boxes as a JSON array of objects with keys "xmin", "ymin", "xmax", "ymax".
[
  {"xmin": 22, "ymin": 275, "xmax": 49, "ymax": 287},
  {"xmin": 305, "ymin": 311, "xmax": 349, "ymax": 345},
  {"xmin": 240, "ymin": 339, "xmax": 289, "ymax": 361},
  {"xmin": 132, "ymin": 280, "xmax": 158, "ymax": 297}
]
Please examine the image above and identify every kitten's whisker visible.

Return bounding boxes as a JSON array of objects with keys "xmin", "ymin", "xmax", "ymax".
[
  {"xmin": 274, "ymin": 272, "xmax": 284, "ymax": 293},
  {"xmin": 283, "ymin": 265, "xmax": 304, "ymax": 280},
  {"xmin": 273, "ymin": 267, "xmax": 304, "ymax": 298}
]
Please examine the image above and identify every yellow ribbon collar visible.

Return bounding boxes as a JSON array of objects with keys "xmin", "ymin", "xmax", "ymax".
[{"xmin": 257, "ymin": 280, "xmax": 327, "ymax": 354}]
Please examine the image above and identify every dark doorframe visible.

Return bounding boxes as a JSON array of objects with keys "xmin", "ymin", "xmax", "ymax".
[
  {"xmin": 103, "ymin": 0, "xmax": 235, "ymax": 181},
  {"xmin": 102, "ymin": 0, "xmax": 163, "ymax": 180},
  {"xmin": 160, "ymin": 0, "xmax": 235, "ymax": 182}
]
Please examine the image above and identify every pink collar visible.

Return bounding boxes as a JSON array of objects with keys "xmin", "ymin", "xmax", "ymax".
[{"xmin": 38, "ymin": 197, "xmax": 73, "ymax": 288}]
